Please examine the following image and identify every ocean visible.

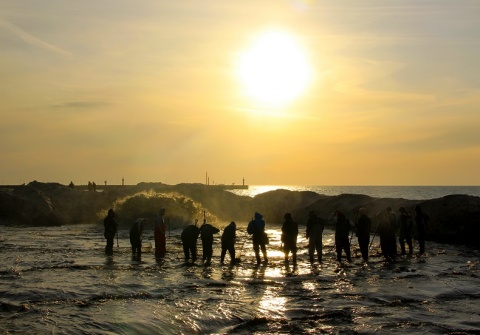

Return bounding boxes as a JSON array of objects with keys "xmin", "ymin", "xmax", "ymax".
[
  {"xmin": 229, "ymin": 185, "xmax": 480, "ymax": 200},
  {"xmin": 1, "ymin": 185, "xmax": 480, "ymax": 334},
  {"xmin": 1, "ymin": 223, "xmax": 479, "ymax": 334}
]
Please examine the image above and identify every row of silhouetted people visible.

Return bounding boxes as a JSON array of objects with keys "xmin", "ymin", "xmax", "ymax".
[{"xmin": 103, "ymin": 205, "xmax": 429, "ymax": 264}]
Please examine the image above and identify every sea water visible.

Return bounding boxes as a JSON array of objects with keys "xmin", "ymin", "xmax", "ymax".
[
  {"xmin": 230, "ymin": 185, "xmax": 480, "ymax": 200},
  {"xmin": 1, "ymin": 223, "xmax": 479, "ymax": 334}
]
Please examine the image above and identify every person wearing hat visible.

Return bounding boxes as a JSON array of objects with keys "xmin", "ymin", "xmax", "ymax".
[
  {"xmin": 154, "ymin": 208, "xmax": 167, "ymax": 258},
  {"xmin": 306, "ymin": 211, "xmax": 324, "ymax": 264},
  {"xmin": 103, "ymin": 209, "xmax": 117, "ymax": 256},
  {"xmin": 356, "ymin": 208, "xmax": 372, "ymax": 262},
  {"xmin": 281, "ymin": 213, "xmax": 299, "ymax": 265},
  {"xmin": 130, "ymin": 218, "xmax": 147, "ymax": 256},
  {"xmin": 221, "ymin": 221, "xmax": 237, "ymax": 265}
]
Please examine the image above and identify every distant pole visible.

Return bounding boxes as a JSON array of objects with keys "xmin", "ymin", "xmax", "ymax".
[
  {"xmin": 243, "ymin": 177, "xmax": 245, "ymax": 186},
  {"xmin": 206, "ymin": 172, "xmax": 207, "ymax": 185}
]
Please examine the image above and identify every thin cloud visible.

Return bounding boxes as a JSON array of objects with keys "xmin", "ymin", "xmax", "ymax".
[
  {"xmin": 51, "ymin": 101, "xmax": 111, "ymax": 109},
  {"xmin": 0, "ymin": 18, "xmax": 71, "ymax": 56}
]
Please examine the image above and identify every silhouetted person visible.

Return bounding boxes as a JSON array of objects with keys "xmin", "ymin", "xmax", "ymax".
[
  {"xmin": 103, "ymin": 209, "xmax": 117, "ymax": 255},
  {"xmin": 334, "ymin": 210, "xmax": 351, "ymax": 262},
  {"xmin": 386, "ymin": 207, "xmax": 398, "ymax": 256},
  {"xmin": 398, "ymin": 207, "xmax": 413, "ymax": 255},
  {"xmin": 247, "ymin": 212, "xmax": 268, "ymax": 264},
  {"xmin": 356, "ymin": 208, "xmax": 372, "ymax": 262},
  {"xmin": 221, "ymin": 221, "xmax": 236, "ymax": 265},
  {"xmin": 68, "ymin": 181, "xmax": 74, "ymax": 188},
  {"xmin": 376, "ymin": 208, "xmax": 396, "ymax": 262},
  {"xmin": 92, "ymin": 181, "xmax": 96, "ymax": 192},
  {"xmin": 281, "ymin": 213, "xmax": 298, "ymax": 265},
  {"xmin": 130, "ymin": 218, "xmax": 147, "ymax": 255},
  {"xmin": 306, "ymin": 211, "xmax": 324, "ymax": 264},
  {"xmin": 154, "ymin": 208, "xmax": 167, "ymax": 258},
  {"xmin": 414, "ymin": 205, "xmax": 429, "ymax": 254},
  {"xmin": 200, "ymin": 220, "xmax": 220, "ymax": 266},
  {"xmin": 181, "ymin": 221, "xmax": 201, "ymax": 263}
]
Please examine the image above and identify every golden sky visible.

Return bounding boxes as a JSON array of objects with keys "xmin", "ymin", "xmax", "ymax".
[{"xmin": 1, "ymin": 1, "xmax": 480, "ymax": 186}]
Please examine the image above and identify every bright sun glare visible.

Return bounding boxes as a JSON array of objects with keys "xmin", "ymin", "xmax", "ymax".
[{"xmin": 237, "ymin": 30, "xmax": 312, "ymax": 107}]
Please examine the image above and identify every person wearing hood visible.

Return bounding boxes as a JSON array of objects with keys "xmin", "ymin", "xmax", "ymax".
[
  {"xmin": 199, "ymin": 220, "xmax": 220, "ymax": 266},
  {"xmin": 181, "ymin": 220, "xmax": 201, "ymax": 263},
  {"xmin": 103, "ymin": 209, "xmax": 117, "ymax": 256},
  {"xmin": 334, "ymin": 210, "xmax": 351, "ymax": 262},
  {"xmin": 306, "ymin": 211, "xmax": 324, "ymax": 264},
  {"xmin": 154, "ymin": 208, "xmax": 167, "ymax": 258},
  {"xmin": 130, "ymin": 218, "xmax": 147, "ymax": 255},
  {"xmin": 281, "ymin": 213, "xmax": 298, "ymax": 265},
  {"xmin": 247, "ymin": 212, "xmax": 268, "ymax": 264},
  {"xmin": 355, "ymin": 208, "xmax": 372, "ymax": 262},
  {"xmin": 221, "ymin": 221, "xmax": 237, "ymax": 265}
]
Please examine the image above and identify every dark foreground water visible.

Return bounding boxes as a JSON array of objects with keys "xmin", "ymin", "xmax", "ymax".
[{"xmin": 1, "ymin": 224, "xmax": 479, "ymax": 335}]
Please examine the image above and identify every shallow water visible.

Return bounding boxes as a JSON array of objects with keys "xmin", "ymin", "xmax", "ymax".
[{"xmin": 1, "ymin": 224, "xmax": 479, "ymax": 334}]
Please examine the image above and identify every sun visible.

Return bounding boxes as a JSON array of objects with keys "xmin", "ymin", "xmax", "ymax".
[{"xmin": 237, "ymin": 30, "xmax": 312, "ymax": 107}]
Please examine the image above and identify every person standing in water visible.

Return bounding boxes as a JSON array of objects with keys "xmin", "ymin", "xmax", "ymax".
[
  {"xmin": 130, "ymin": 218, "xmax": 147, "ymax": 256},
  {"xmin": 398, "ymin": 207, "xmax": 413, "ymax": 255},
  {"xmin": 220, "ymin": 221, "xmax": 237, "ymax": 265},
  {"xmin": 306, "ymin": 211, "xmax": 324, "ymax": 264},
  {"xmin": 281, "ymin": 213, "xmax": 298, "ymax": 266},
  {"xmin": 181, "ymin": 220, "xmax": 201, "ymax": 263},
  {"xmin": 334, "ymin": 210, "xmax": 351, "ymax": 262},
  {"xmin": 414, "ymin": 205, "xmax": 429, "ymax": 254},
  {"xmin": 154, "ymin": 208, "xmax": 167, "ymax": 258},
  {"xmin": 199, "ymin": 219, "xmax": 220, "ymax": 266},
  {"xmin": 103, "ymin": 209, "xmax": 117, "ymax": 256},
  {"xmin": 386, "ymin": 207, "xmax": 398, "ymax": 257},
  {"xmin": 247, "ymin": 212, "xmax": 268, "ymax": 265},
  {"xmin": 355, "ymin": 208, "xmax": 372, "ymax": 262}
]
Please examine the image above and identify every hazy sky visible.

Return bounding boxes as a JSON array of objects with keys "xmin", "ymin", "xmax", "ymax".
[{"xmin": 1, "ymin": 0, "xmax": 480, "ymax": 186}]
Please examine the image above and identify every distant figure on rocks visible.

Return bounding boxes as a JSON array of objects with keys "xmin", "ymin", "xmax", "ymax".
[
  {"xmin": 200, "ymin": 220, "xmax": 220, "ymax": 266},
  {"xmin": 281, "ymin": 213, "xmax": 298, "ymax": 265},
  {"xmin": 221, "ymin": 221, "xmax": 237, "ymax": 265},
  {"xmin": 398, "ymin": 207, "xmax": 413, "ymax": 255},
  {"xmin": 103, "ymin": 209, "xmax": 117, "ymax": 255},
  {"xmin": 414, "ymin": 205, "xmax": 429, "ymax": 254},
  {"xmin": 306, "ymin": 211, "xmax": 324, "ymax": 264},
  {"xmin": 247, "ymin": 212, "xmax": 268, "ymax": 264},
  {"xmin": 334, "ymin": 210, "xmax": 351, "ymax": 262},
  {"xmin": 181, "ymin": 220, "xmax": 201, "ymax": 263},
  {"xmin": 154, "ymin": 208, "xmax": 167, "ymax": 258},
  {"xmin": 92, "ymin": 182, "xmax": 96, "ymax": 192},
  {"xmin": 68, "ymin": 181, "xmax": 74, "ymax": 188},
  {"xmin": 130, "ymin": 218, "xmax": 147, "ymax": 255},
  {"xmin": 355, "ymin": 208, "xmax": 372, "ymax": 262}
]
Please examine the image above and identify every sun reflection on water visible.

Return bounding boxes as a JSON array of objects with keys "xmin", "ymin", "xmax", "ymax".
[{"xmin": 259, "ymin": 288, "xmax": 287, "ymax": 319}]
